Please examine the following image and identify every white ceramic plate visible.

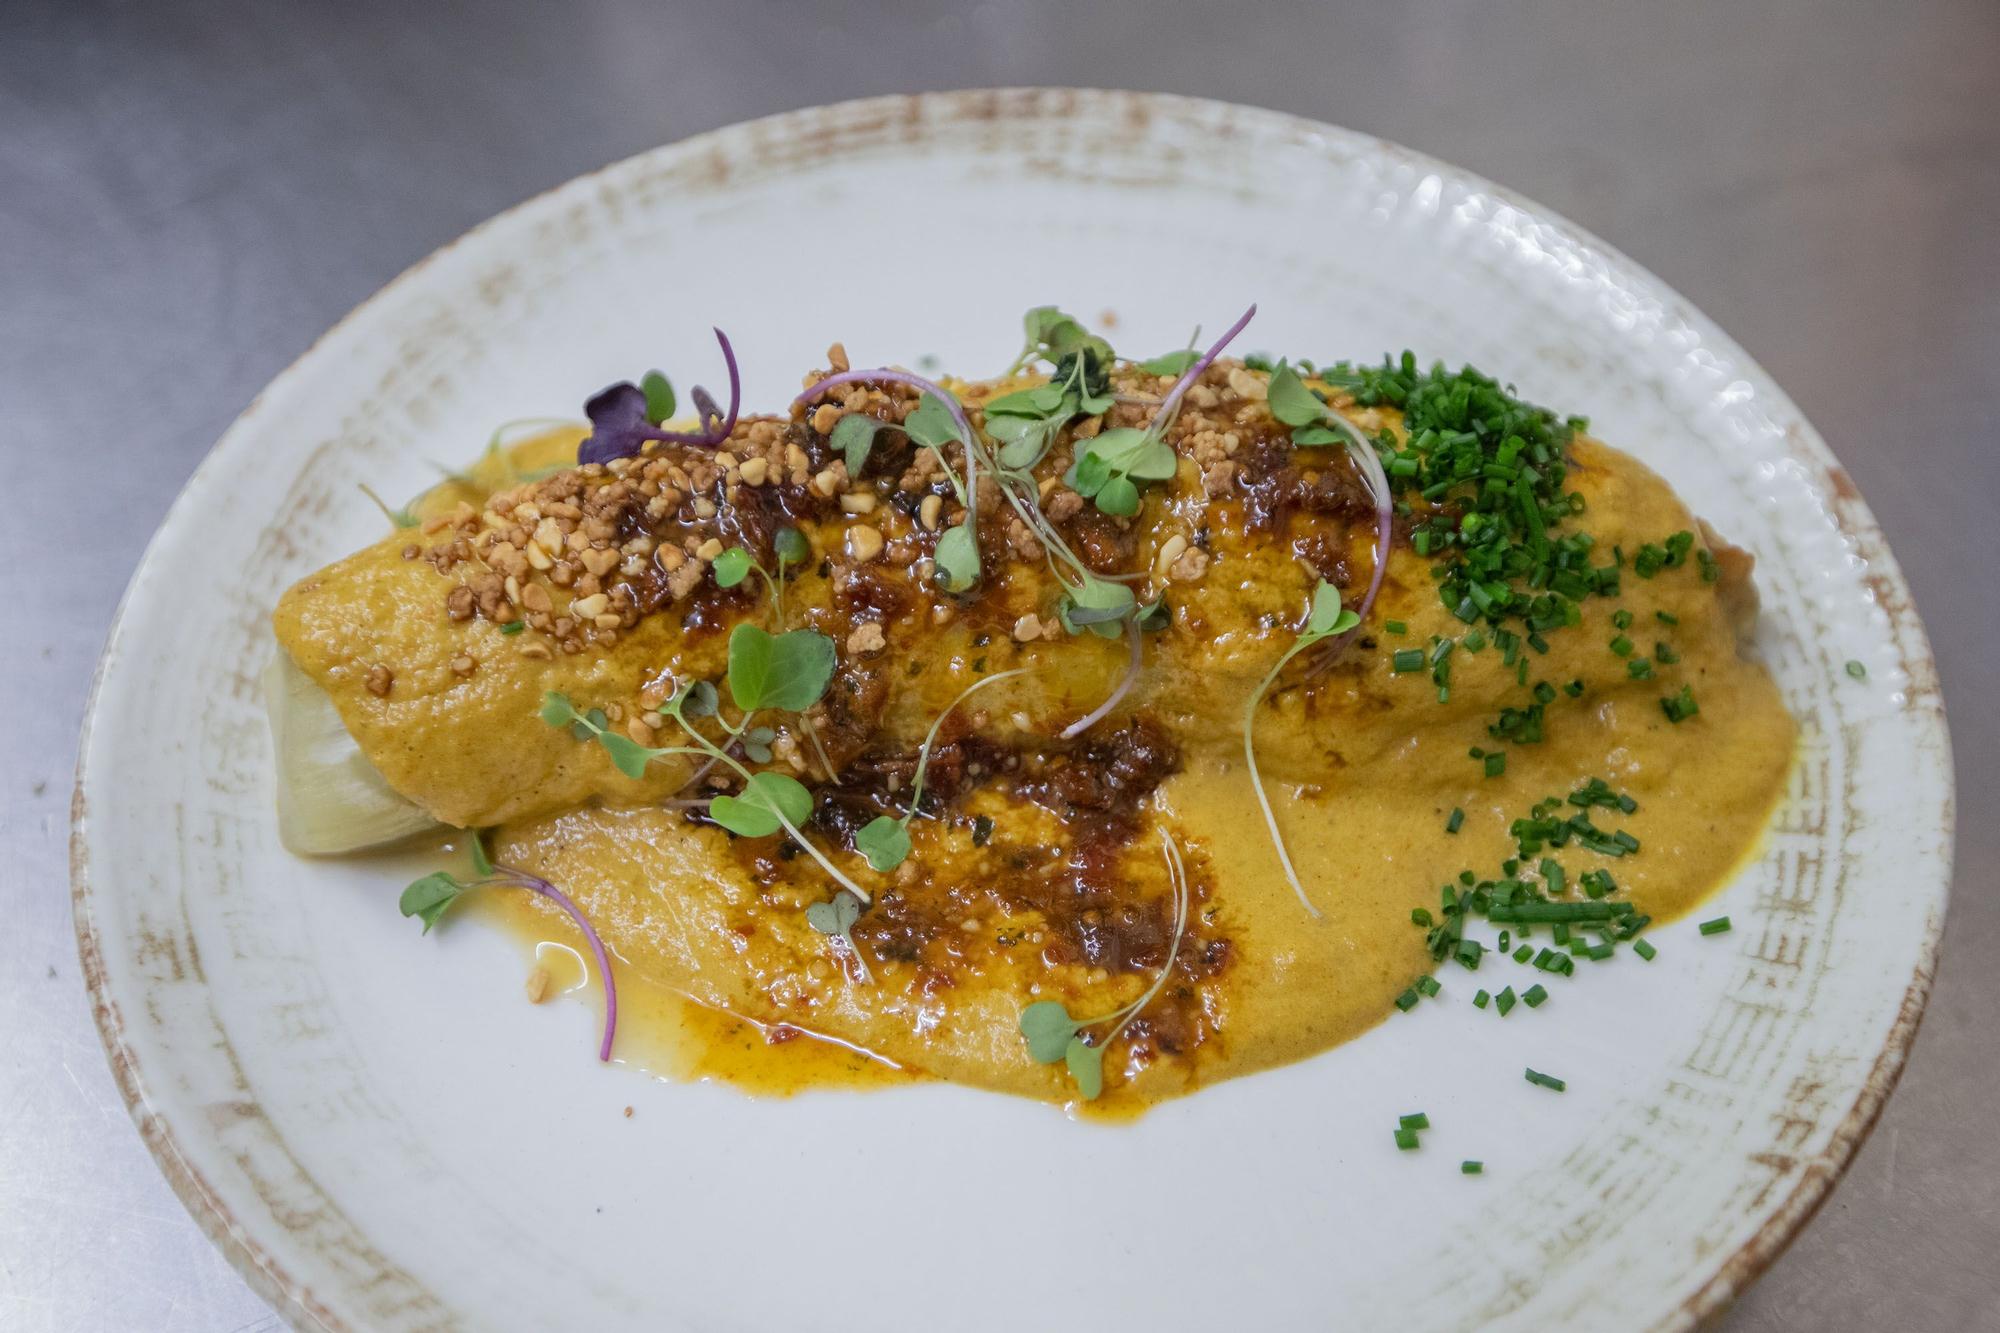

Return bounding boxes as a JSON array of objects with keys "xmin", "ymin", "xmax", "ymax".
[{"xmin": 74, "ymin": 90, "xmax": 1952, "ymax": 1332}]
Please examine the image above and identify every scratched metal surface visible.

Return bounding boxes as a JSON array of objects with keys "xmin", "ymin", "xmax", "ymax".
[{"xmin": 3, "ymin": 2, "xmax": 1994, "ymax": 1330}]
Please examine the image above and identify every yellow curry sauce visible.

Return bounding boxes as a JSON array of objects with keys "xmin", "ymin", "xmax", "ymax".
[{"xmin": 274, "ymin": 345, "xmax": 1793, "ymax": 1112}]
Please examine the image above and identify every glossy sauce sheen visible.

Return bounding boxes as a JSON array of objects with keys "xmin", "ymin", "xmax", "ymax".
[{"xmin": 278, "ymin": 387, "xmax": 1794, "ymax": 1113}]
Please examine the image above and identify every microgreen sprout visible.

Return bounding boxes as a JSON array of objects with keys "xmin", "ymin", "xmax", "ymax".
[
  {"xmin": 578, "ymin": 327, "xmax": 741, "ymax": 465},
  {"xmin": 1267, "ymin": 361, "xmax": 1395, "ymax": 635},
  {"xmin": 1017, "ymin": 831, "xmax": 1191, "ymax": 1100},
  {"xmin": 805, "ymin": 890, "xmax": 871, "ymax": 982},
  {"xmin": 1001, "ymin": 305, "xmax": 1114, "ymax": 378},
  {"xmin": 400, "ymin": 832, "xmax": 618, "ymax": 1060},
  {"xmin": 538, "ymin": 620, "xmax": 874, "ymax": 910},
  {"xmin": 1243, "ymin": 581, "xmax": 1361, "ymax": 917},
  {"xmin": 1062, "ymin": 304, "xmax": 1256, "ymax": 519},
  {"xmin": 854, "ymin": 669, "xmax": 1028, "ymax": 873}
]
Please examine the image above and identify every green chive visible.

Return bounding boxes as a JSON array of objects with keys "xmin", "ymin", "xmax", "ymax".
[
  {"xmin": 1495, "ymin": 986, "xmax": 1517, "ymax": 1015},
  {"xmin": 1609, "ymin": 635, "xmax": 1634, "ymax": 657},
  {"xmin": 1399, "ymin": 1112, "xmax": 1430, "ymax": 1130},
  {"xmin": 1385, "ymin": 619, "xmax": 1408, "ymax": 635},
  {"xmin": 1394, "ymin": 1126, "xmax": 1419, "ymax": 1150},
  {"xmin": 1699, "ymin": 916, "xmax": 1732, "ymax": 936},
  {"xmin": 1522, "ymin": 983, "xmax": 1549, "ymax": 1008},
  {"xmin": 1411, "ymin": 907, "xmax": 1434, "ymax": 927},
  {"xmin": 1845, "ymin": 659, "xmax": 1867, "ymax": 680},
  {"xmin": 1446, "ymin": 807, "xmax": 1464, "ymax": 834},
  {"xmin": 1512, "ymin": 944, "xmax": 1533, "ymax": 963},
  {"xmin": 1460, "ymin": 1160, "xmax": 1484, "ymax": 1175},
  {"xmin": 1524, "ymin": 1067, "xmax": 1566, "ymax": 1092},
  {"xmin": 1474, "ymin": 989, "xmax": 1491, "ymax": 1009},
  {"xmin": 1484, "ymin": 752, "xmax": 1507, "ymax": 779},
  {"xmin": 500, "ymin": 621, "xmax": 526, "ymax": 635},
  {"xmin": 1416, "ymin": 975, "xmax": 1442, "ymax": 997},
  {"xmin": 1393, "ymin": 649, "xmax": 1425, "ymax": 673},
  {"xmin": 1633, "ymin": 938, "xmax": 1658, "ymax": 961},
  {"xmin": 1395, "ymin": 989, "xmax": 1420, "ymax": 1011}
]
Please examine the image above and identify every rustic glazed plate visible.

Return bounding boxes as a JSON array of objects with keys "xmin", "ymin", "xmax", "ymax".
[{"xmin": 74, "ymin": 90, "xmax": 1951, "ymax": 1331}]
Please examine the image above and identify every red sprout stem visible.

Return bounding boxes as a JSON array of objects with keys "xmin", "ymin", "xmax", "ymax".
[
  {"xmin": 1060, "ymin": 618, "xmax": 1144, "ymax": 739},
  {"xmin": 497, "ymin": 866, "xmax": 618, "ymax": 1061},
  {"xmin": 652, "ymin": 327, "xmax": 741, "ymax": 447},
  {"xmin": 1156, "ymin": 304, "xmax": 1258, "ymax": 427}
]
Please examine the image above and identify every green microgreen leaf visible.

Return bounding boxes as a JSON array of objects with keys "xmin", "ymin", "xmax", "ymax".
[
  {"xmin": 400, "ymin": 871, "xmax": 474, "ymax": 933},
  {"xmin": 903, "ymin": 393, "xmax": 962, "ymax": 450},
  {"xmin": 855, "ymin": 816, "xmax": 912, "ymax": 872},
  {"xmin": 1140, "ymin": 349, "xmax": 1199, "ymax": 376},
  {"xmin": 726, "ymin": 624, "xmax": 836, "ymax": 713},
  {"xmin": 712, "ymin": 547, "xmax": 754, "ymax": 589},
  {"xmin": 1016, "ymin": 306, "xmax": 1114, "ymax": 369},
  {"xmin": 709, "ymin": 770, "xmax": 813, "ymax": 838},
  {"xmin": 933, "ymin": 523, "xmax": 979, "ymax": 593},
  {"xmin": 829, "ymin": 413, "xmax": 886, "ymax": 477},
  {"xmin": 775, "ymin": 527, "xmax": 811, "ymax": 567},
  {"xmin": 669, "ymin": 679, "xmax": 719, "ymax": 720},
  {"xmin": 806, "ymin": 890, "xmax": 862, "ymax": 938},
  {"xmin": 1267, "ymin": 362, "xmax": 1331, "ymax": 428},
  {"xmin": 540, "ymin": 691, "xmax": 581, "ymax": 729},
  {"xmin": 1094, "ymin": 475, "xmax": 1140, "ymax": 516},
  {"xmin": 1019, "ymin": 1000, "xmax": 1083, "ymax": 1064},
  {"xmin": 640, "ymin": 370, "xmax": 676, "ymax": 424},
  {"xmin": 1058, "ymin": 575, "xmax": 1137, "ymax": 640},
  {"xmin": 1064, "ymin": 1038, "xmax": 1105, "ymax": 1100},
  {"xmin": 597, "ymin": 731, "xmax": 658, "ymax": 779},
  {"xmin": 468, "ymin": 831, "xmax": 494, "ymax": 877}
]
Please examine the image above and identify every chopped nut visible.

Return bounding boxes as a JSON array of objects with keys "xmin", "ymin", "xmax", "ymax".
[
  {"xmin": 625, "ymin": 716, "xmax": 656, "ymax": 746},
  {"xmin": 691, "ymin": 497, "xmax": 717, "ymax": 519},
  {"xmin": 811, "ymin": 404, "xmax": 841, "ymax": 435},
  {"xmin": 812, "ymin": 467, "xmax": 842, "ymax": 498},
  {"xmin": 1226, "ymin": 367, "xmax": 1266, "ymax": 400},
  {"xmin": 846, "ymin": 621, "xmax": 887, "ymax": 655},
  {"xmin": 839, "ymin": 491, "xmax": 877, "ymax": 515},
  {"xmin": 826, "ymin": 341, "xmax": 849, "ymax": 373},
  {"xmin": 525, "ymin": 966, "xmax": 551, "ymax": 1004},
  {"xmin": 525, "ymin": 543, "xmax": 553, "ymax": 571},
  {"xmin": 445, "ymin": 586, "xmax": 475, "ymax": 621},
  {"xmin": 695, "ymin": 537, "xmax": 725, "ymax": 561},
  {"xmin": 571, "ymin": 592, "xmax": 609, "ymax": 619},
  {"xmin": 1169, "ymin": 547, "xmax": 1211, "ymax": 582},
  {"xmin": 918, "ymin": 494, "xmax": 943, "ymax": 530},
  {"xmin": 738, "ymin": 456, "xmax": 770, "ymax": 486},
  {"xmin": 1154, "ymin": 533, "xmax": 1189, "ymax": 575},
  {"xmin": 364, "ymin": 664, "xmax": 393, "ymax": 697},
  {"xmin": 1012, "ymin": 613, "xmax": 1043, "ymax": 642},
  {"xmin": 449, "ymin": 653, "xmax": 477, "ymax": 676},
  {"xmin": 847, "ymin": 525, "xmax": 884, "ymax": 562}
]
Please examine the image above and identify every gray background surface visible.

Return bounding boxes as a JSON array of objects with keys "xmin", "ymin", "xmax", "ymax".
[{"xmin": 3, "ymin": 1, "xmax": 1994, "ymax": 1328}]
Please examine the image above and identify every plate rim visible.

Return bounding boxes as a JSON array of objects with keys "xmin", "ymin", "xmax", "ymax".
[{"xmin": 69, "ymin": 86, "xmax": 1954, "ymax": 1332}]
